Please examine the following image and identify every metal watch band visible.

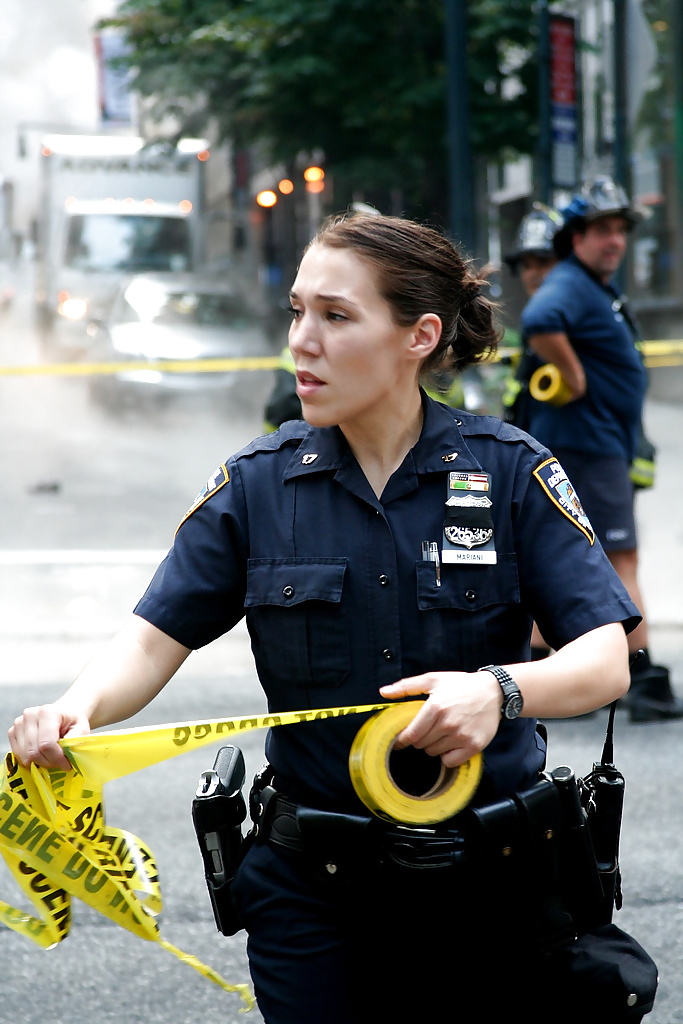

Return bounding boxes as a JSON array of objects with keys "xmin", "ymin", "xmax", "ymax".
[{"xmin": 477, "ymin": 664, "xmax": 524, "ymax": 720}]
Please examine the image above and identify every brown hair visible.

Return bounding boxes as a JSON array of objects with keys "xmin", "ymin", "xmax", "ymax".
[{"xmin": 307, "ymin": 213, "xmax": 501, "ymax": 373}]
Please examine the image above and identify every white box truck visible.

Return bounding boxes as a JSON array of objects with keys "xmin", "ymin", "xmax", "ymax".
[{"xmin": 35, "ymin": 134, "xmax": 209, "ymax": 351}]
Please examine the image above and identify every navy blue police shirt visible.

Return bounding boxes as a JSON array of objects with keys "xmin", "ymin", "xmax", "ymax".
[
  {"xmin": 521, "ymin": 253, "xmax": 647, "ymax": 462},
  {"xmin": 135, "ymin": 394, "xmax": 640, "ymax": 815}
]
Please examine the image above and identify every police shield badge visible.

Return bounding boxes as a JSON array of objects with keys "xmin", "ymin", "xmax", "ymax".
[
  {"xmin": 442, "ymin": 473, "xmax": 498, "ymax": 564},
  {"xmin": 533, "ymin": 457, "xmax": 595, "ymax": 544}
]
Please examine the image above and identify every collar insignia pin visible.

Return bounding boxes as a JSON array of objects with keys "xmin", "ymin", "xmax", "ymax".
[
  {"xmin": 442, "ymin": 453, "xmax": 458, "ymax": 463},
  {"xmin": 302, "ymin": 453, "xmax": 318, "ymax": 465}
]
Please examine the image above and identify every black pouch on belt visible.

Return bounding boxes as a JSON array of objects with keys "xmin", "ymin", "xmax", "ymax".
[
  {"xmin": 192, "ymin": 745, "xmax": 250, "ymax": 936},
  {"xmin": 542, "ymin": 700, "xmax": 658, "ymax": 1020},
  {"xmin": 465, "ymin": 779, "xmax": 575, "ymax": 952}
]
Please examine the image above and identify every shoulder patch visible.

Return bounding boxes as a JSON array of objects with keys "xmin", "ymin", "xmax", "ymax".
[
  {"xmin": 176, "ymin": 464, "xmax": 229, "ymax": 534},
  {"xmin": 533, "ymin": 457, "xmax": 595, "ymax": 544}
]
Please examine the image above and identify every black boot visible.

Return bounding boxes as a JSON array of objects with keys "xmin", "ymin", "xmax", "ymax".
[{"xmin": 628, "ymin": 665, "xmax": 683, "ymax": 723}]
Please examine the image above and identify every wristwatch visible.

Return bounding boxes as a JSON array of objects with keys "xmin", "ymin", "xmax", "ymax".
[{"xmin": 478, "ymin": 664, "xmax": 524, "ymax": 720}]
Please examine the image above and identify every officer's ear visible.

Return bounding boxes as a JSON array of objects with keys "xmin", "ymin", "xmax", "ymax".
[{"xmin": 407, "ymin": 313, "xmax": 441, "ymax": 363}]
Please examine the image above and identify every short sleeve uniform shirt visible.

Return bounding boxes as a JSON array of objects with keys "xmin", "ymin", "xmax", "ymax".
[
  {"xmin": 521, "ymin": 254, "xmax": 647, "ymax": 462},
  {"xmin": 135, "ymin": 395, "xmax": 639, "ymax": 814}
]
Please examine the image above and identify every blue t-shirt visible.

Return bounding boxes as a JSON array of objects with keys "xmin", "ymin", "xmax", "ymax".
[
  {"xmin": 521, "ymin": 254, "xmax": 647, "ymax": 461},
  {"xmin": 135, "ymin": 395, "xmax": 639, "ymax": 814}
]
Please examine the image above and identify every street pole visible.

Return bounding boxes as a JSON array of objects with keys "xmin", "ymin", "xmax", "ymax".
[
  {"xmin": 612, "ymin": 0, "xmax": 629, "ymax": 292},
  {"xmin": 613, "ymin": 0, "xmax": 629, "ymax": 193},
  {"xmin": 672, "ymin": 0, "xmax": 683, "ymax": 295},
  {"xmin": 444, "ymin": 0, "xmax": 476, "ymax": 256}
]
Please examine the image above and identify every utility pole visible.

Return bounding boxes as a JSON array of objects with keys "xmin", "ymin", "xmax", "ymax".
[
  {"xmin": 613, "ymin": 0, "xmax": 629, "ymax": 193},
  {"xmin": 672, "ymin": 0, "xmax": 683, "ymax": 295},
  {"xmin": 612, "ymin": 0, "xmax": 629, "ymax": 292},
  {"xmin": 444, "ymin": 0, "xmax": 476, "ymax": 256}
]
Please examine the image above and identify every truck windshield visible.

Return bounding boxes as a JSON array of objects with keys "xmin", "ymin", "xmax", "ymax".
[{"xmin": 65, "ymin": 214, "xmax": 191, "ymax": 273}]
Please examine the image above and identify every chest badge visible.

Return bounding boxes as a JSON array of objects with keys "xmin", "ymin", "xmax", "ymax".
[
  {"xmin": 442, "ymin": 473, "xmax": 497, "ymax": 564},
  {"xmin": 444, "ymin": 494, "xmax": 494, "ymax": 549}
]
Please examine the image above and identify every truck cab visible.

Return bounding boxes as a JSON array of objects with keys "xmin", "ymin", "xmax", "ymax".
[
  {"xmin": 35, "ymin": 134, "xmax": 207, "ymax": 355},
  {"xmin": 52, "ymin": 198, "xmax": 193, "ymax": 348}
]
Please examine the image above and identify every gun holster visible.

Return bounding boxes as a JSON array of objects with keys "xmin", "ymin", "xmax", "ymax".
[{"xmin": 192, "ymin": 745, "xmax": 250, "ymax": 936}]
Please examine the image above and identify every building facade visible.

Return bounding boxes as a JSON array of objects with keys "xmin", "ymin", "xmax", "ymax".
[{"xmin": 496, "ymin": 0, "xmax": 683, "ymax": 342}]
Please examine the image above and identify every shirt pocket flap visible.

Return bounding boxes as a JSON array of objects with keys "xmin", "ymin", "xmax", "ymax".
[
  {"xmin": 416, "ymin": 552, "xmax": 520, "ymax": 611},
  {"xmin": 245, "ymin": 558, "xmax": 347, "ymax": 608}
]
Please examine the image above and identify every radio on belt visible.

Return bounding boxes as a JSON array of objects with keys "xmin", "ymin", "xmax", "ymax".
[{"xmin": 192, "ymin": 745, "xmax": 248, "ymax": 936}]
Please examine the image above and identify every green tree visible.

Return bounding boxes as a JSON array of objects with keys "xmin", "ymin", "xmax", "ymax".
[{"xmin": 101, "ymin": 0, "xmax": 539, "ymax": 219}]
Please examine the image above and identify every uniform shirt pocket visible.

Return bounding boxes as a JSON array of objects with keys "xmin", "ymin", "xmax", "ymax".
[
  {"xmin": 416, "ymin": 552, "xmax": 520, "ymax": 610},
  {"xmin": 245, "ymin": 558, "xmax": 350, "ymax": 696},
  {"xmin": 415, "ymin": 553, "xmax": 523, "ymax": 670}
]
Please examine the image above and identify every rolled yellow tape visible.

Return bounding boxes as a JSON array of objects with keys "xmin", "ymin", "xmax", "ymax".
[
  {"xmin": 529, "ymin": 363, "xmax": 573, "ymax": 407},
  {"xmin": 349, "ymin": 703, "xmax": 482, "ymax": 824}
]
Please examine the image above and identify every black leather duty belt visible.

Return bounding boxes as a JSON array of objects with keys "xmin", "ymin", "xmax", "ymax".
[{"xmin": 258, "ymin": 792, "xmax": 466, "ymax": 870}]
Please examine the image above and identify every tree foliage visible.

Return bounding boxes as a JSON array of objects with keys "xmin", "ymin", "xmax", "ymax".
[{"xmin": 100, "ymin": 0, "xmax": 539, "ymax": 216}]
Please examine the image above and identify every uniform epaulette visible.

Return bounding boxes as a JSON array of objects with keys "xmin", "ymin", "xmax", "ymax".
[
  {"xmin": 234, "ymin": 420, "xmax": 310, "ymax": 461},
  {"xmin": 457, "ymin": 411, "xmax": 548, "ymax": 455}
]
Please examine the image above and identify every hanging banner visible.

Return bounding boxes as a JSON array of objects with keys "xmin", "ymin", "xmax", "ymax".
[
  {"xmin": 550, "ymin": 14, "xmax": 578, "ymax": 190},
  {"xmin": 95, "ymin": 32, "xmax": 134, "ymax": 126}
]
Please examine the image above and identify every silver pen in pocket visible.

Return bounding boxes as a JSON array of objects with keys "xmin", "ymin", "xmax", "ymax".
[{"xmin": 429, "ymin": 542, "xmax": 441, "ymax": 587}]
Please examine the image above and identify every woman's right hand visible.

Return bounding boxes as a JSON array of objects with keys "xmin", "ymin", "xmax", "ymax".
[
  {"xmin": 7, "ymin": 616, "xmax": 191, "ymax": 772},
  {"xmin": 8, "ymin": 702, "xmax": 91, "ymax": 771}
]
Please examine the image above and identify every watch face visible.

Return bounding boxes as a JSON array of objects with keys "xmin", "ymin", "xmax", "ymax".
[{"xmin": 504, "ymin": 694, "xmax": 524, "ymax": 720}]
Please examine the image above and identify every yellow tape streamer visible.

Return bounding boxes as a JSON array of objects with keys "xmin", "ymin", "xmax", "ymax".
[
  {"xmin": 4, "ymin": 700, "xmax": 446, "ymax": 1010},
  {"xmin": 2, "ymin": 339, "xmax": 683, "ymax": 378},
  {"xmin": 349, "ymin": 703, "xmax": 483, "ymax": 825},
  {"xmin": 1, "ymin": 700, "xmax": 482, "ymax": 1004},
  {"xmin": 0, "ymin": 356, "xmax": 281, "ymax": 377},
  {"xmin": 529, "ymin": 363, "xmax": 573, "ymax": 407}
]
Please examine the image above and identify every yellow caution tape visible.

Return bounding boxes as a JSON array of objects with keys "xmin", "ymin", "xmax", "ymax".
[
  {"xmin": 2, "ymin": 339, "xmax": 683, "ymax": 379},
  {"xmin": 643, "ymin": 353, "xmax": 683, "ymax": 368},
  {"xmin": 57, "ymin": 702, "xmax": 391, "ymax": 787},
  {"xmin": 349, "ymin": 703, "xmax": 482, "ymax": 825},
  {"xmin": 529, "ymin": 363, "xmax": 573, "ymax": 407},
  {"xmin": 0, "ymin": 356, "xmax": 282, "ymax": 377},
  {"xmin": 494, "ymin": 341, "xmax": 683, "ymax": 370},
  {"xmin": 0, "ymin": 752, "xmax": 255, "ymax": 1009},
  {"xmin": 638, "ymin": 339, "xmax": 683, "ymax": 356},
  {"xmin": 2, "ymin": 700, "xmax": 480, "ymax": 1007}
]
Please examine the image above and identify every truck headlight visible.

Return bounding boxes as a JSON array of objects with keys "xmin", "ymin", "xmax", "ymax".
[{"xmin": 59, "ymin": 297, "xmax": 88, "ymax": 320}]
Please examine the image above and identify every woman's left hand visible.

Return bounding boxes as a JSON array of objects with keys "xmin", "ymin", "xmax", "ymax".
[{"xmin": 379, "ymin": 671, "xmax": 502, "ymax": 767}]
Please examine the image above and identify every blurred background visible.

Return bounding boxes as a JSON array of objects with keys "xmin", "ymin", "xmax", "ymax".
[
  {"xmin": 1, "ymin": 3, "xmax": 683, "ymax": 1022},
  {"xmin": 0, "ymin": 0, "xmax": 682, "ymax": 359}
]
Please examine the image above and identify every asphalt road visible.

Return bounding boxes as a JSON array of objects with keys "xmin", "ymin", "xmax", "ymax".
[{"xmin": 1, "ymin": 267, "xmax": 682, "ymax": 1022}]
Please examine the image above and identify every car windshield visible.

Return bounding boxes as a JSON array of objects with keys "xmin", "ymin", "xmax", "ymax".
[
  {"xmin": 154, "ymin": 292, "xmax": 254, "ymax": 328},
  {"xmin": 65, "ymin": 214, "xmax": 191, "ymax": 273},
  {"xmin": 120, "ymin": 280, "xmax": 254, "ymax": 328}
]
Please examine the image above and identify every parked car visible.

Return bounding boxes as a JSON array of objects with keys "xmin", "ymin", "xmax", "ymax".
[{"xmin": 87, "ymin": 271, "xmax": 274, "ymax": 402}]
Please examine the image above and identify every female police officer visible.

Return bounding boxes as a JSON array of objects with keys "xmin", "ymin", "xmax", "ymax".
[{"xmin": 9, "ymin": 214, "xmax": 640, "ymax": 1022}]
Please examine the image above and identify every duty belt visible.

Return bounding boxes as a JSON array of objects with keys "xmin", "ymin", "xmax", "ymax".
[
  {"xmin": 253, "ymin": 786, "xmax": 466, "ymax": 871},
  {"xmin": 249, "ymin": 768, "xmax": 578, "ymax": 952}
]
